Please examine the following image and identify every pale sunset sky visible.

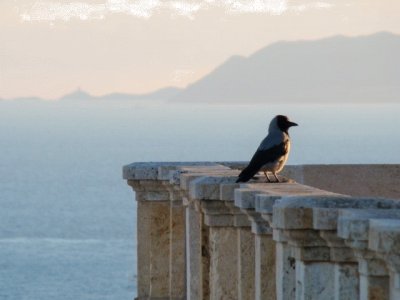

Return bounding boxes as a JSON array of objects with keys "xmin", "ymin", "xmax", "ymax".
[{"xmin": 1, "ymin": 0, "xmax": 399, "ymax": 99}]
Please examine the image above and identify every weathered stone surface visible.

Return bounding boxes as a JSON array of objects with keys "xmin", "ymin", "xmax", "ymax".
[
  {"xmin": 291, "ymin": 245, "xmax": 331, "ymax": 261},
  {"xmin": 251, "ymin": 220, "xmax": 272, "ymax": 235},
  {"xmin": 209, "ymin": 227, "xmax": 238, "ymax": 300},
  {"xmin": 180, "ymin": 173, "xmax": 203, "ymax": 191},
  {"xmin": 338, "ymin": 209, "xmax": 400, "ymax": 241},
  {"xmin": 160, "ymin": 163, "xmax": 227, "ymax": 181},
  {"xmin": 319, "ymin": 231, "xmax": 356, "ymax": 262},
  {"xmin": 234, "ymin": 214, "xmax": 252, "ymax": 227},
  {"xmin": 234, "ymin": 183, "xmax": 323, "ymax": 210},
  {"xmin": 334, "ymin": 263, "xmax": 359, "ymax": 300},
  {"xmin": 201, "ymin": 217, "xmax": 210, "ymax": 300},
  {"xmin": 273, "ymin": 196, "xmax": 347, "ymax": 229},
  {"xmin": 220, "ymin": 183, "xmax": 240, "ymax": 201},
  {"xmin": 282, "ymin": 164, "xmax": 400, "ymax": 200},
  {"xmin": 369, "ymin": 219, "xmax": 400, "ymax": 254},
  {"xmin": 218, "ymin": 161, "xmax": 248, "ymax": 170},
  {"xmin": 126, "ymin": 162, "xmax": 400, "ymax": 300},
  {"xmin": 124, "ymin": 162, "xmax": 162, "ymax": 180},
  {"xmin": 358, "ymin": 258, "xmax": 390, "ymax": 300},
  {"xmin": 255, "ymin": 194, "xmax": 282, "ymax": 214},
  {"xmin": 296, "ymin": 261, "xmax": 335, "ymax": 300},
  {"xmin": 359, "ymin": 273, "xmax": 389, "ymax": 300},
  {"xmin": 235, "ymin": 188, "xmax": 263, "ymax": 209},
  {"xmin": 224, "ymin": 201, "xmax": 252, "ymax": 227},
  {"xmin": 186, "ymin": 174, "xmax": 236, "ymax": 193},
  {"xmin": 390, "ymin": 273, "xmax": 400, "ymax": 300},
  {"xmin": 200, "ymin": 199, "xmax": 229, "ymax": 215},
  {"xmin": 368, "ymin": 217, "xmax": 400, "ymax": 298},
  {"xmin": 186, "ymin": 202, "xmax": 203, "ymax": 300},
  {"xmin": 276, "ymin": 242, "xmax": 296, "ymax": 300},
  {"xmin": 148, "ymin": 201, "xmax": 171, "ymax": 298},
  {"xmin": 273, "ymin": 196, "xmax": 399, "ymax": 230},
  {"xmin": 137, "ymin": 201, "xmax": 152, "ymax": 298},
  {"xmin": 255, "ymin": 234, "xmax": 276, "ymax": 300},
  {"xmin": 132, "ymin": 181, "xmax": 175, "ymax": 299},
  {"xmin": 123, "ymin": 161, "xmax": 221, "ymax": 180},
  {"xmin": 358, "ymin": 258, "xmax": 388, "ymax": 277},
  {"xmin": 238, "ymin": 228, "xmax": 255, "ymax": 300},
  {"xmin": 273, "ymin": 228, "xmax": 288, "ymax": 242},
  {"xmin": 169, "ymin": 203, "xmax": 185, "ymax": 299},
  {"xmin": 273, "ymin": 203, "xmax": 314, "ymax": 230},
  {"xmin": 204, "ymin": 214, "xmax": 234, "ymax": 227}
]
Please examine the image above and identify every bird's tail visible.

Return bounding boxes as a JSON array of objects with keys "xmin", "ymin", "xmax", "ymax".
[{"xmin": 236, "ymin": 167, "xmax": 257, "ymax": 183}]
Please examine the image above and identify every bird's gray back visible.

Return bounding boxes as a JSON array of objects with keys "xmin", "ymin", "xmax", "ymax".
[
  {"xmin": 257, "ymin": 131, "xmax": 290, "ymax": 173},
  {"xmin": 258, "ymin": 131, "xmax": 288, "ymax": 151}
]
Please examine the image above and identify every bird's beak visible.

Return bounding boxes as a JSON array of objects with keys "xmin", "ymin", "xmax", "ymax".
[{"xmin": 288, "ymin": 121, "xmax": 298, "ymax": 127}]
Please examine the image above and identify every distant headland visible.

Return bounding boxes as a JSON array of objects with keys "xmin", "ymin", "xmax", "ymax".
[{"xmin": 2, "ymin": 32, "xmax": 399, "ymax": 104}]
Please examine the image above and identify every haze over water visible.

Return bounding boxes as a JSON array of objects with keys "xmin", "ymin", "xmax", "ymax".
[{"xmin": 0, "ymin": 100, "xmax": 399, "ymax": 299}]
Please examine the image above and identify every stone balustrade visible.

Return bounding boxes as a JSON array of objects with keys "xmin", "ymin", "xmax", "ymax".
[{"xmin": 123, "ymin": 162, "xmax": 400, "ymax": 300}]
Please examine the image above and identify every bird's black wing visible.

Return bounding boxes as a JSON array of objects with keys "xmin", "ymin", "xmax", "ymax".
[{"xmin": 236, "ymin": 141, "xmax": 288, "ymax": 183}]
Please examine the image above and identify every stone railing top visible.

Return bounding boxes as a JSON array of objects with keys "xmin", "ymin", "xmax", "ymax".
[
  {"xmin": 272, "ymin": 196, "xmax": 400, "ymax": 230},
  {"xmin": 234, "ymin": 183, "xmax": 339, "ymax": 210},
  {"xmin": 123, "ymin": 161, "xmax": 249, "ymax": 181},
  {"xmin": 369, "ymin": 219, "xmax": 400, "ymax": 256},
  {"xmin": 123, "ymin": 162, "xmax": 218, "ymax": 180},
  {"xmin": 338, "ymin": 209, "xmax": 400, "ymax": 241},
  {"xmin": 274, "ymin": 195, "xmax": 400, "ymax": 209}
]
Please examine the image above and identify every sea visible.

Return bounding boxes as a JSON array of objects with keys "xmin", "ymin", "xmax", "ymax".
[{"xmin": 0, "ymin": 100, "xmax": 399, "ymax": 300}]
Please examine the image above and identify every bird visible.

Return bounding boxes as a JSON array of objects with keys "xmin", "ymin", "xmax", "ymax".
[{"xmin": 236, "ymin": 115, "xmax": 298, "ymax": 183}]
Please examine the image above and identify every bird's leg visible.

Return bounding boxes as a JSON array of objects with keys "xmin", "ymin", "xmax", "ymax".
[
  {"xmin": 273, "ymin": 173, "xmax": 280, "ymax": 183},
  {"xmin": 263, "ymin": 171, "xmax": 271, "ymax": 183}
]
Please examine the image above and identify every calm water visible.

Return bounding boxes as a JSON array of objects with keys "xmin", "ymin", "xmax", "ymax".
[{"xmin": 0, "ymin": 100, "xmax": 399, "ymax": 299}]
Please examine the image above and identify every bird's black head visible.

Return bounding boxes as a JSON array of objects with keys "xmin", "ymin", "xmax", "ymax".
[{"xmin": 276, "ymin": 115, "xmax": 298, "ymax": 134}]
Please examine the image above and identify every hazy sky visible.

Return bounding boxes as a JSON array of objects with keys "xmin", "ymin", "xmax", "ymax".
[{"xmin": 1, "ymin": 0, "xmax": 399, "ymax": 99}]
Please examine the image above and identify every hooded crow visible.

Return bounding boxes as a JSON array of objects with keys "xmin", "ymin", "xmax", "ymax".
[{"xmin": 236, "ymin": 115, "xmax": 298, "ymax": 183}]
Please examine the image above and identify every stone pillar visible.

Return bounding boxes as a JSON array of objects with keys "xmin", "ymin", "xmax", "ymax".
[
  {"xmin": 255, "ymin": 234, "xmax": 276, "ymax": 300},
  {"xmin": 136, "ymin": 197, "xmax": 152, "ymax": 298},
  {"xmin": 128, "ymin": 180, "xmax": 171, "ymax": 299},
  {"xmin": 235, "ymin": 182, "xmax": 337, "ymax": 300},
  {"xmin": 148, "ymin": 200, "xmax": 171, "ymax": 298},
  {"xmin": 319, "ymin": 230, "xmax": 359, "ymax": 300},
  {"xmin": 358, "ymin": 258, "xmax": 389, "ymax": 300},
  {"xmin": 185, "ymin": 199, "xmax": 207, "ymax": 300},
  {"xmin": 235, "ymin": 187, "xmax": 276, "ymax": 300},
  {"xmin": 208, "ymin": 226, "xmax": 238, "ymax": 299},
  {"xmin": 125, "ymin": 162, "xmax": 221, "ymax": 299},
  {"xmin": 224, "ymin": 197, "xmax": 255, "ymax": 300},
  {"xmin": 182, "ymin": 167, "xmax": 242, "ymax": 300},
  {"xmin": 338, "ymin": 208, "xmax": 400, "ymax": 300},
  {"xmin": 273, "ymin": 196, "xmax": 400, "ymax": 300},
  {"xmin": 169, "ymin": 188, "xmax": 186, "ymax": 300},
  {"xmin": 369, "ymin": 219, "xmax": 400, "ymax": 300},
  {"xmin": 201, "ymin": 200, "xmax": 239, "ymax": 300},
  {"xmin": 272, "ymin": 195, "xmax": 355, "ymax": 300},
  {"xmin": 256, "ymin": 193, "xmax": 297, "ymax": 300},
  {"xmin": 274, "ymin": 238, "xmax": 296, "ymax": 300},
  {"xmin": 237, "ymin": 227, "xmax": 255, "ymax": 300},
  {"xmin": 333, "ymin": 263, "xmax": 359, "ymax": 300}
]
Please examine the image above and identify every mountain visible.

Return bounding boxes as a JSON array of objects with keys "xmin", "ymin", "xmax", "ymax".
[
  {"xmin": 96, "ymin": 87, "xmax": 182, "ymax": 101},
  {"xmin": 58, "ymin": 86, "xmax": 182, "ymax": 101},
  {"xmin": 0, "ymin": 96, "xmax": 45, "ymax": 103},
  {"xmin": 172, "ymin": 32, "xmax": 400, "ymax": 103},
  {"xmin": 3, "ymin": 87, "xmax": 182, "ymax": 102},
  {"xmin": 59, "ymin": 88, "xmax": 92, "ymax": 101}
]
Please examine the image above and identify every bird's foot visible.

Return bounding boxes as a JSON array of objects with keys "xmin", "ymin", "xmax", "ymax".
[
  {"xmin": 263, "ymin": 171, "xmax": 271, "ymax": 183},
  {"xmin": 273, "ymin": 173, "xmax": 280, "ymax": 183}
]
